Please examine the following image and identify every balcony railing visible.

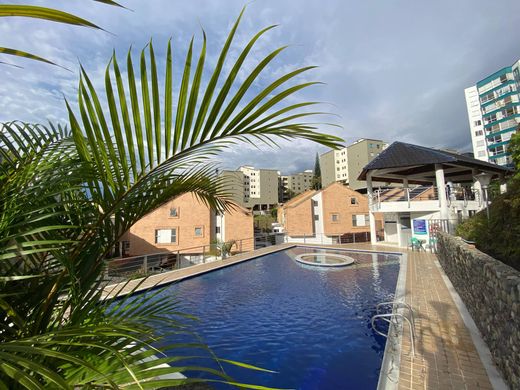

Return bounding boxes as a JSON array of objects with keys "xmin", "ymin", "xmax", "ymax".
[{"xmin": 371, "ymin": 186, "xmax": 481, "ymax": 210}]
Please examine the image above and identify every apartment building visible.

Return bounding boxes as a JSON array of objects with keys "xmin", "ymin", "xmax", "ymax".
[
  {"xmin": 465, "ymin": 59, "xmax": 520, "ymax": 167},
  {"xmin": 238, "ymin": 166, "xmax": 280, "ymax": 210},
  {"xmin": 218, "ymin": 166, "xmax": 280, "ymax": 211},
  {"xmin": 279, "ymin": 170, "xmax": 314, "ymax": 202},
  {"xmin": 320, "ymin": 138, "xmax": 388, "ymax": 191},
  {"xmin": 277, "ymin": 182, "xmax": 382, "ymax": 243},
  {"xmin": 120, "ymin": 193, "xmax": 253, "ymax": 256}
]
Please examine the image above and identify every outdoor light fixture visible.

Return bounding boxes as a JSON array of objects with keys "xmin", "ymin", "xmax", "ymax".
[{"xmin": 473, "ymin": 172, "xmax": 493, "ymax": 220}]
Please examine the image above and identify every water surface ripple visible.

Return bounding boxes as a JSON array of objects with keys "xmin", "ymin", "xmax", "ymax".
[{"xmin": 152, "ymin": 247, "xmax": 400, "ymax": 389}]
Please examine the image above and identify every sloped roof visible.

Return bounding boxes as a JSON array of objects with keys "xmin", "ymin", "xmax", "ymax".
[
  {"xmin": 281, "ymin": 189, "xmax": 317, "ymax": 208},
  {"xmin": 281, "ymin": 182, "xmax": 367, "ymax": 209},
  {"xmin": 358, "ymin": 141, "xmax": 511, "ymax": 183}
]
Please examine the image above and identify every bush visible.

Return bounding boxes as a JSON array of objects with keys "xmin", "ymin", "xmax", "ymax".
[{"xmin": 456, "ymin": 179, "xmax": 520, "ymax": 271}]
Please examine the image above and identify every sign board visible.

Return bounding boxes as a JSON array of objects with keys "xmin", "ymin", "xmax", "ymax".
[{"xmin": 413, "ymin": 219, "xmax": 427, "ymax": 235}]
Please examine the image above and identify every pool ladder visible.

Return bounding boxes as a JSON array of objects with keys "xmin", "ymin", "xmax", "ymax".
[{"xmin": 371, "ymin": 301, "xmax": 415, "ymax": 357}]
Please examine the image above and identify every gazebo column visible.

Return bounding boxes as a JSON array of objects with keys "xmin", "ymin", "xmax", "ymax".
[
  {"xmin": 435, "ymin": 164, "xmax": 449, "ymax": 220},
  {"xmin": 366, "ymin": 172, "xmax": 377, "ymax": 245},
  {"xmin": 472, "ymin": 168, "xmax": 483, "ymax": 207}
]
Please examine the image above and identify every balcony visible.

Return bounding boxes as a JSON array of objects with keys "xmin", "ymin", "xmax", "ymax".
[{"xmin": 370, "ymin": 186, "xmax": 481, "ymax": 213}]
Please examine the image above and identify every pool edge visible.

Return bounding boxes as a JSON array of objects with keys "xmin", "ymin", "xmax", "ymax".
[{"xmin": 377, "ymin": 251, "xmax": 407, "ymax": 390}]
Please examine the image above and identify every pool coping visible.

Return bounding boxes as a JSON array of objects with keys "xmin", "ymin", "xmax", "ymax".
[
  {"xmin": 102, "ymin": 244, "xmax": 297, "ymax": 299},
  {"xmin": 377, "ymin": 251, "xmax": 408, "ymax": 390}
]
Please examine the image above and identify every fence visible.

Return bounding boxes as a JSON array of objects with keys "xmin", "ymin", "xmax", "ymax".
[
  {"xmin": 281, "ymin": 231, "xmax": 372, "ymax": 245},
  {"xmin": 106, "ymin": 231, "xmax": 378, "ymax": 283},
  {"xmin": 106, "ymin": 237, "xmax": 255, "ymax": 284}
]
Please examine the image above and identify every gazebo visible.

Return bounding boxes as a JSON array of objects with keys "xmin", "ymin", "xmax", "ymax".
[{"xmin": 358, "ymin": 142, "xmax": 512, "ymax": 247}]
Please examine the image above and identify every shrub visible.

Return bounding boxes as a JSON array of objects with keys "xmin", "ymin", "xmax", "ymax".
[{"xmin": 456, "ymin": 179, "xmax": 520, "ymax": 271}]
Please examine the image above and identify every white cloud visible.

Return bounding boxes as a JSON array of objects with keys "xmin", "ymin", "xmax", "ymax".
[{"xmin": 1, "ymin": 0, "xmax": 520, "ymax": 172}]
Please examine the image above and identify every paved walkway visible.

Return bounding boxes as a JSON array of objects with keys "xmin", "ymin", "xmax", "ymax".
[{"xmin": 396, "ymin": 248, "xmax": 494, "ymax": 390}]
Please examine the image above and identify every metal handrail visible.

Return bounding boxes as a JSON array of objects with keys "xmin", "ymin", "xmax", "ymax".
[
  {"xmin": 371, "ymin": 313, "xmax": 415, "ymax": 357},
  {"xmin": 376, "ymin": 301, "xmax": 415, "ymax": 326},
  {"xmin": 372, "ymin": 300, "xmax": 415, "ymax": 357}
]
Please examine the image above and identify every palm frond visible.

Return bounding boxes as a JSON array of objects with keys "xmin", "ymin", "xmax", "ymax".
[{"xmin": 0, "ymin": 2, "xmax": 123, "ymax": 68}]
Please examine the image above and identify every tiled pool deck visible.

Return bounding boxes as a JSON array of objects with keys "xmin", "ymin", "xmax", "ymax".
[
  {"xmin": 104, "ymin": 243, "xmax": 505, "ymax": 389},
  {"xmin": 392, "ymin": 247, "xmax": 497, "ymax": 390}
]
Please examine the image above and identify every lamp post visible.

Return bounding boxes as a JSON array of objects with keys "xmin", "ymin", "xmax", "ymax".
[{"xmin": 473, "ymin": 172, "xmax": 493, "ymax": 220}]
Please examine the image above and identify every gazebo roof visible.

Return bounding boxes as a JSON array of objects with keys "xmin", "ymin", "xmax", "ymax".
[{"xmin": 358, "ymin": 141, "xmax": 512, "ymax": 185}]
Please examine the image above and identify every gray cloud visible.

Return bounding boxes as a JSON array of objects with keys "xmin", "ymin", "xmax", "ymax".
[{"xmin": 1, "ymin": 0, "xmax": 519, "ymax": 174}]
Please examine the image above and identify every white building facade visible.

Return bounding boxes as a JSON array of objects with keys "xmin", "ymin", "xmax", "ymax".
[{"xmin": 465, "ymin": 60, "xmax": 520, "ymax": 168}]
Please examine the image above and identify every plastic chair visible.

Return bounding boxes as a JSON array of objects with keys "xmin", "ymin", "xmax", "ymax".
[{"xmin": 410, "ymin": 237, "xmax": 425, "ymax": 252}]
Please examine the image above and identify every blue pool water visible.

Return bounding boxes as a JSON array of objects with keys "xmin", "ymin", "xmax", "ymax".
[{"xmin": 151, "ymin": 247, "xmax": 401, "ymax": 389}]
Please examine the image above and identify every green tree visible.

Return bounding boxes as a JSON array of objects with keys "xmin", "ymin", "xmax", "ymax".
[
  {"xmin": 456, "ymin": 127, "xmax": 520, "ymax": 271},
  {"xmin": 312, "ymin": 152, "xmax": 322, "ymax": 189},
  {"xmin": 0, "ymin": 11, "xmax": 342, "ymax": 389},
  {"xmin": 509, "ymin": 128, "xmax": 520, "ymax": 176}
]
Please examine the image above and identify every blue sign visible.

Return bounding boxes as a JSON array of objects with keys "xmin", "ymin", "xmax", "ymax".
[{"xmin": 413, "ymin": 219, "xmax": 427, "ymax": 235}]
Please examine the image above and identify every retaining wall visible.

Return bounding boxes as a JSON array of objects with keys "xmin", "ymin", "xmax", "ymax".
[{"xmin": 437, "ymin": 232, "xmax": 520, "ymax": 389}]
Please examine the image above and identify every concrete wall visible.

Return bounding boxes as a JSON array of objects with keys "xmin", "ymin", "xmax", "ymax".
[
  {"xmin": 219, "ymin": 170, "xmax": 245, "ymax": 206},
  {"xmin": 437, "ymin": 232, "xmax": 520, "ymax": 389},
  {"xmin": 320, "ymin": 150, "xmax": 336, "ymax": 188},
  {"xmin": 347, "ymin": 139, "xmax": 386, "ymax": 190}
]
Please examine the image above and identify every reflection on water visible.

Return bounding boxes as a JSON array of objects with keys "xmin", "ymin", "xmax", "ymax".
[{"xmin": 149, "ymin": 246, "xmax": 401, "ymax": 390}]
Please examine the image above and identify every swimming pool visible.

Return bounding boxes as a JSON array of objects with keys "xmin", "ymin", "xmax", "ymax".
[{"xmin": 152, "ymin": 246, "xmax": 401, "ymax": 389}]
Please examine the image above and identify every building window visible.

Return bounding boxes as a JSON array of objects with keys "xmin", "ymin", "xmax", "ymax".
[
  {"xmin": 476, "ymin": 140, "xmax": 485, "ymax": 147},
  {"xmin": 331, "ymin": 214, "xmax": 339, "ymax": 222},
  {"xmin": 474, "ymin": 120, "xmax": 482, "ymax": 126},
  {"xmin": 352, "ymin": 214, "xmax": 368, "ymax": 227},
  {"xmin": 169, "ymin": 207, "xmax": 178, "ymax": 217},
  {"xmin": 477, "ymin": 150, "xmax": 486, "ymax": 157},
  {"xmin": 474, "ymin": 130, "xmax": 483, "ymax": 137},
  {"xmin": 215, "ymin": 226, "xmax": 220, "ymax": 234},
  {"xmin": 194, "ymin": 227, "xmax": 203, "ymax": 237},
  {"xmin": 350, "ymin": 197, "xmax": 358, "ymax": 205},
  {"xmin": 155, "ymin": 228, "xmax": 177, "ymax": 244},
  {"xmin": 314, "ymin": 215, "xmax": 319, "ymax": 221},
  {"xmin": 122, "ymin": 240, "xmax": 130, "ymax": 256}
]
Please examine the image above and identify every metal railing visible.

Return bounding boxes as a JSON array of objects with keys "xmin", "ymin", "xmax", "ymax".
[
  {"xmin": 371, "ymin": 186, "xmax": 481, "ymax": 210},
  {"xmin": 371, "ymin": 301, "xmax": 415, "ymax": 357},
  {"xmin": 106, "ymin": 237, "xmax": 255, "ymax": 284},
  {"xmin": 106, "ymin": 231, "xmax": 382, "ymax": 283},
  {"xmin": 280, "ymin": 231, "xmax": 374, "ymax": 245}
]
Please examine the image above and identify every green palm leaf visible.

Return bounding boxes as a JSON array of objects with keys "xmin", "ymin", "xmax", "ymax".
[{"xmin": 0, "ymin": 2, "xmax": 122, "ymax": 68}]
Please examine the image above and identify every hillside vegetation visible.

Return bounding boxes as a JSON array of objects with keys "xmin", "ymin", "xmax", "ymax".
[{"xmin": 456, "ymin": 131, "xmax": 520, "ymax": 271}]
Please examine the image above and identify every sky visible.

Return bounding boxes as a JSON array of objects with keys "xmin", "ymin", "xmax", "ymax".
[{"xmin": 1, "ymin": 0, "xmax": 520, "ymax": 174}]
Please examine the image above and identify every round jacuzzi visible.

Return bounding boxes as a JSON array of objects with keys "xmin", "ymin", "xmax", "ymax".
[{"xmin": 294, "ymin": 253, "xmax": 355, "ymax": 267}]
